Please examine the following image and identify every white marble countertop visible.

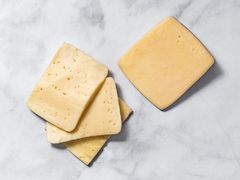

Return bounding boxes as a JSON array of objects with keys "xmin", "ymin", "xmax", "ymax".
[{"xmin": 1, "ymin": 0, "xmax": 240, "ymax": 179}]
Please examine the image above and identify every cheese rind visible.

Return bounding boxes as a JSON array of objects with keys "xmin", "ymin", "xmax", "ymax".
[
  {"xmin": 46, "ymin": 77, "xmax": 122, "ymax": 143},
  {"xmin": 28, "ymin": 43, "xmax": 108, "ymax": 131},
  {"xmin": 64, "ymin": 99, "xmax": 132, "ymax": 165},
  {"xmin": 118, "ymin": 17, "xmax": 214, "ymax": 110}
]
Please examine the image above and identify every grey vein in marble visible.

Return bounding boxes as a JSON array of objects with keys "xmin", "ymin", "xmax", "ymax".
[{"xmin": 76, "ymin": 0, "xmax": 105, "ymax": 29}]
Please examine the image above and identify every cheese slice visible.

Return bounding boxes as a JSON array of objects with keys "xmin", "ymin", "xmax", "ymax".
[
  {"xmin": 28, "ymin": 43, "xmax": 108, "ymax": 132},
  {"xmin": 118, "ymin": 17, "xmax": 214, "ymax": 110},
  {"xmin": 46, "ymin": 77, "xmax": 122, "ymax": 143},
  {"xmin": 64, "ymin": 99, "xmax": 132, "ymax": 165}
]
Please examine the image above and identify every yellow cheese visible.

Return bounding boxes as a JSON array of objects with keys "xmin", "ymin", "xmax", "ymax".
[
  {"xmin": 64, "ymin": 99, "xmax": 132, "ymax": 165},
  {"xmin": 46, "ymin": 77, "xmax": 122, "ymax": 143},
  {"xmin": 118, "ymin": 17, "xmax": 214, "ymax": 110},
  {"xmin": 28, "ymin": 43, "xmax": 108, "ymax": 132}
]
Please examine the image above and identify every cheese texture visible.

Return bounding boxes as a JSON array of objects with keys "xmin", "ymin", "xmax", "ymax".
[
  {"xmin": 46, "ymin": 77, "xmax": 122, "ymax": 143},
  {"xmin": 64, "ymin": 99, "xmax": 132, "ymax": 165},
  {"xmin": 28, "ymin": 43, "xmax": 108, "ymax": 131},
  {"xmin": 118, "ymin": 17, "xmax": 214, "ymax": 110}
]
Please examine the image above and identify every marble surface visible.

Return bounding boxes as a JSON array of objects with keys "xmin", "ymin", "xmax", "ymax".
[{"xmin": 1, "ymin": 0, "xmax": 240, "ymax": 179}]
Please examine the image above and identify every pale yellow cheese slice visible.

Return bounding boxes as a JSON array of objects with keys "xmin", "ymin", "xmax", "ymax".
[
  {"xmin": 64, "ymin": 99, "xmax": 132, "ymax": 165},
  {"xmin": 28, "ymin": 43, "xmax": 108, "ymax": 132},
  {"xmin": 46, "ymin": 77, "xmax": 122, "ymax": 143},
  {"xmin": 118, "ymin": 17, "xmax": 214, "ymax": 110}
]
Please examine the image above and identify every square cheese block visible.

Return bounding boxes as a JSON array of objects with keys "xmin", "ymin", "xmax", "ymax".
[
  {"xmin": 118, "ymin": 17, "xmax": 214, "ymax": 110},
  {"xmin": 64, "ymin": 99, "xmax": 132, "ymax": 165},
  {"xmin": 28, "ymin": 43, "xmax": 108, "ymax": 131},
  {"xmin": 46, "ymin": 77, "xmax": 122, "ymax": 143}
]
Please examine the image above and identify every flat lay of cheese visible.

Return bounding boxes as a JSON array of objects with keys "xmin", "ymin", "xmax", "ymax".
[
  {"xmin": 118, "ymin": 17, "xmax": 214, "ymax": 110},
  {"xmin": 28, "ymin": 43, "xmax": 108, "ymax": 131},
  {"xmin": 46, "ymin": 77, "xmax": 122, "ymax": 144},
  {"xmin": 64, "ymin": 99, "xmax": 132, "ymax": 165},
  {"xmin": 27, "ymin": 16, "xmax": 215, "ymax": 166}
]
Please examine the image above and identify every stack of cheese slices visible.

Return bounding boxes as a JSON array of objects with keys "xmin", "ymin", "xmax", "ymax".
[{"xmin": 28, "ymin": 43, "xmax": 132, "ymax": 165}]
